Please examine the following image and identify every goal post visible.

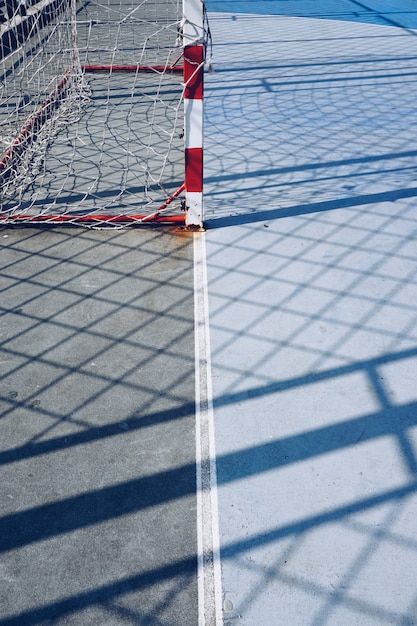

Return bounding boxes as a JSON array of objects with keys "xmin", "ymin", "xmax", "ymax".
[
  {"xmin": 183, "ymin": 0, "xmax": 205, "ymax": 228},
  {"xmin": 0, "ymin": 0, "xmax": 209, "ymax": 227}
]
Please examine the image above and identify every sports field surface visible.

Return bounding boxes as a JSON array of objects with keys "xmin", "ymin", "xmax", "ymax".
[{"xmin": 2, "ymin": 1, "xmax": 417, "ymax": 624}]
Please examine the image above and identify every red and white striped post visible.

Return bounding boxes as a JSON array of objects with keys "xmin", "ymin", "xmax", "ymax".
[{"xmin": 183, "ymin": 0, "xmax": 205, "ymax": 229}]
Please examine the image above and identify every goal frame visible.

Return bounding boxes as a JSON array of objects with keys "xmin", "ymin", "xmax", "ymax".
[
  {"xmin": 183, "ymin": 0, "xmax": 205, "ymax": 229},
  {"xmin": 0, "ymin": 0, "xmax": 206, "ymax": 228}
]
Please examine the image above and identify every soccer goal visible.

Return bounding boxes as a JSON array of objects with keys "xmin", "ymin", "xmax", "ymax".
[{"xmin": 0, "ymin": 0, "xmax": 209, "ymax": 227}]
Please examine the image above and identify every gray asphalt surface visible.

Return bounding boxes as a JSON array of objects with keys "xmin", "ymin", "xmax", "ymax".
[{"xmin": 0, "ymin": 226, "xmax": 197, "ymax": 625}]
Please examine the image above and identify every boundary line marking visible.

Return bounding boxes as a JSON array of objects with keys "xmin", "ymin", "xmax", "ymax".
[{"xmin": 194, "ymin": 231, "xmax": 223, "ymax": 625}]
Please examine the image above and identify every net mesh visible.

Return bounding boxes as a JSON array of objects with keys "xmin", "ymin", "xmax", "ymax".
[{"xmin": 0, "ymin": 0, "xmax": 189, "ymax": 226}]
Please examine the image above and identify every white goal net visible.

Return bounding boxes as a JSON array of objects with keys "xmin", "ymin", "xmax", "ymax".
[{"xmin": 0, "ymin": 0, "xmax": 208, "ymax": 226}]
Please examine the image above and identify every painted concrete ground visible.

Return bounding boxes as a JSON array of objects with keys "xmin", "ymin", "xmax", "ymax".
[
  {"xmin": 204, "ymin": 1, "xmax": 417, "ymax": 624},
  {"xmin": 0, "ymin": 228, "xmax": 198, "ymax": 625},
  {"xmin": 1, "ymin": 2, "xmax": 417, "ymax": 625}
]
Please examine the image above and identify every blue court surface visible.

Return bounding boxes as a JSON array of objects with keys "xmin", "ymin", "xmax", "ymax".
[
  {"xmin": 1, "ymin": 1, "xmax": 417, "ymax": 625},
  {"xmin": 203, "ymin": 0, "xmax": 417, "ymax": 624}
]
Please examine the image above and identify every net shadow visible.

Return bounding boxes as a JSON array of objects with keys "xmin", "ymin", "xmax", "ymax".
[
  {"xmin": 0, "ymin": 226, "xmax": 198, "ymax": 625},
  {"xmin": 203, "ymin": 2, "xmax": 417, "ymax": 623}
]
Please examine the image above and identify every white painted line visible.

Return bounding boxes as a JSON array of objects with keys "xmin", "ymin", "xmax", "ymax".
[{"xmin": 194, "ymin": 231, "xmax": 223, "ymax": 626}]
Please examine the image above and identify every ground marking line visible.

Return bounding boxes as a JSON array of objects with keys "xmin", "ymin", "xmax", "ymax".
[{"xmin": 194, "ymin": 231, "xmax": 223, "ymax": 625}]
